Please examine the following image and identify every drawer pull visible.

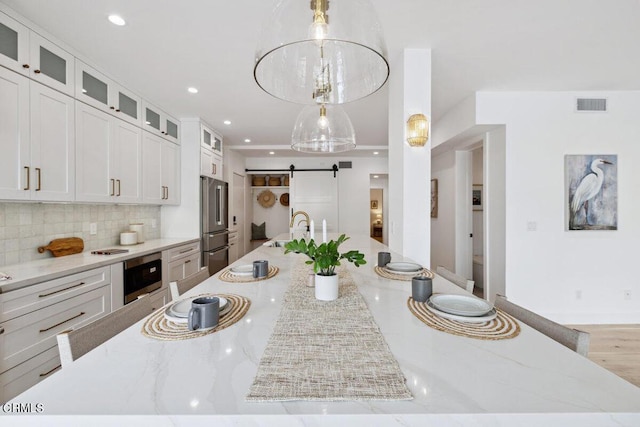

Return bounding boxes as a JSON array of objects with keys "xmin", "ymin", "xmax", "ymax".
[
  {"xmin": 185, "ymin": 259, "xmax": 191, "ymax": 263},
  {"xmin": 39, "ymin": 364, "xmax": 61, "ymax": 377},
  {"xmin": 0, "ymin": 326, "xmax": 4, "ymax": 335},
  {"xmin": 179, "ymin": 248, "xmax": 193, "ymax": 254},
  {"xmin": 39, "ymin": 282, "xmax": 85, "ymax": 298},
  {"xmin": 39, "ymin": 312, "xmax": 85, "ymax": 333}
]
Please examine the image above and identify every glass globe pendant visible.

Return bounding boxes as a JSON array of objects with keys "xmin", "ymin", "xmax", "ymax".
[
  {"xmin": 254, "ymin": 0, "xmax": 389, "ymax": 105},
  {"xmin": 291, "ymin": 104, "xmax": 356, "ymax": 153}
]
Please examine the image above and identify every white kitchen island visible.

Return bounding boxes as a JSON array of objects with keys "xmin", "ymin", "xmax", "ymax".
[{"xmin": 5, "ymin": 234, "xmax": 640, "ymax": 426}]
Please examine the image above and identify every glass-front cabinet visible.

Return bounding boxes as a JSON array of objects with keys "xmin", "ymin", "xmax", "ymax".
[
  {"xmin": 142, "ymin": 100, "xmax": 180, "ymax": 144},
  {"xmin": 201, "ymin": 123, "xmax": 223, "ymax": 157},
  {"xmin": 75, "ymin": 61, "xmax": 141, "ymax": 126},
  {"xmin": 0, "ymin": 12, "xmax": 74, "ymax": 96}
]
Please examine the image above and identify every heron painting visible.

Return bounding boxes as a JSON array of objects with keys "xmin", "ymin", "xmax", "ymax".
[{"xmin": 566, "ymin": 154, "xmax": 617, "ymax": 230}]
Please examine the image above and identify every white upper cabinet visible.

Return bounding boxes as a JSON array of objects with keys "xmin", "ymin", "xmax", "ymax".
[
  {"xmin": 0, "ymin": 13, "xmax": 75, "ymax": 96},
  {"xmin": 0, "ymin": 12, "xmax": 29, "ymax": 76},
  {"xmin": 0, "ymin": 66, "xmax": 30, "ymax": 200},
  {"xmin": 29, "ymin": 81, "xmax": 75, "ymax": 201},
  {"xmin": 142, "ymin": 131, "xmax": 180, "ymax": 205},
  {"xmin": 76, "ymin": 102, "xmax": 142, "ymax": 203},
  {"xmin": 75, "ymin": 61, "xmax": 141, "ymax": 126},
  {"xmin": 201, "ymin": 123, "xmax": 223, "ymax": 157},
  {"xmin": 142, "ymin": 101, "xmax": 180, "ymax": 144},
  {"xmin": 0, "ymin": 59, "xmax": 75, "ymax": 202}
]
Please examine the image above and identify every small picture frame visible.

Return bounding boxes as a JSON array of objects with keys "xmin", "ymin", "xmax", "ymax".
[
  {"xmin": 371, "ymin": 200, "xmax": 379, "ymax": 210},
  {"xmin": 430, "ymin": 179, "xmax": 438, "ymax": 218},
  {"xmin": 472, "ymin": 184, "xmax": 483, "ymax": 211}
]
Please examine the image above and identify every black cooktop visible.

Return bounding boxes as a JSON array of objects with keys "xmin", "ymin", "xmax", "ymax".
[{"xmin": 91, "ymin": 249, "xmax": 130, "ymax": 255}]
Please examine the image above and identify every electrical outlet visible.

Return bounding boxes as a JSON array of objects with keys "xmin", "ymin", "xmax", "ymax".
[
  {"xmin": 623, "ymin": 290, "xmax": 632, "ymax": 300},
  {"xmin": 527, "ymin": 221, "xmax": 537, "ymax": 231},
  {"xmin": 89, "ymin": 223, "xmax": 97, "ymax": 235}
]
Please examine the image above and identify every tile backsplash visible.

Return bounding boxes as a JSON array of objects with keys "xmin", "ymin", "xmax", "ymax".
[{"xmin": 0, "ymin": 203, "xmax": 161, "ymax": 267}]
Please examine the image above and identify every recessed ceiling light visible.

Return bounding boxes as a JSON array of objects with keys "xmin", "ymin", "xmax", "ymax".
[
  {"xmin": 108, "ymin": 14, "xmax": 126, "ymax": 26},
  {"xmin": 373, "ymin": 175, "xmax": 379, "ymax": 178},
  {"xmin": 187, "ymin": 87, "xmax": 198, "ymax": 94},
  {"xmin": 223, "ymin": 120, "xmax": 231, "ymax": 125},
  {"xmin": 373, "ymin": 151, "xmax": 379, "ymax": 155},
  {"xmin": 269, "ymin": 151, "xmax": 275, "ymax": 155},
  {"xmin": 244, "ymin": 138, "xmax": 251, "ymax": 143}
]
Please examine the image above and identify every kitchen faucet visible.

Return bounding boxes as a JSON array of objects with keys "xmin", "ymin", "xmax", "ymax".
[{"xmin": 289, "ymin": 211, "xmax": 310, "ymax": 238}]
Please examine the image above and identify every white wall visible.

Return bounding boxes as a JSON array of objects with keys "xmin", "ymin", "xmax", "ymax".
[
  {"xmin": 465, "ymin": 91, "xmax": 640, "ymax": 324},
  {"xmin": 245, "ymin": 156, "xmax": 388, "ymax": 237}
]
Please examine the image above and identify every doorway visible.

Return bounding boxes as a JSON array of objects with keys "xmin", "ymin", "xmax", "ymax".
[{"xmin": 370, "ymin": 189, "xmax": 383, "ymax": 242}]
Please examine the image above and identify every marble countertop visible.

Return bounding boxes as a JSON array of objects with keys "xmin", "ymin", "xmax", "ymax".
[
  {"xmin": 0, "ymin": 238, "xmax": 200, "ymax": 293},
  {"xmin": 7, "ymin": 234, "xmax": 640, "ymax": 425}
]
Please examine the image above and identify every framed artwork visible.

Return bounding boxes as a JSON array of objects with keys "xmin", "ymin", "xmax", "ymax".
[
  {"xmin": 371, "ymin": 200, "xmax": 378, "ymax": 210},
  {"xmin": 565, "ymin": 154, "xmax": 617, "ymax": 230},
  {"xmin": 431, "ymin": 179, "xmax": 438, "ymax": 218},
  {"xmin": 472, "ymin": 184, "xmax": 483, "ymax": 211}
]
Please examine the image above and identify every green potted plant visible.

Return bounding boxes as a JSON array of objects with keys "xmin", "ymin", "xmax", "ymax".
[{"xmin": 284, "ymin": 234, "xmax": 366, "ymax": 301}]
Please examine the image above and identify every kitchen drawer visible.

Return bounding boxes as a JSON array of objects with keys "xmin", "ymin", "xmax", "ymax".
[
  {"xmin": 0, "ymin": 346, "xmax": 60, "ymax": 404},
  {"xmin": 168, "ymin": 252, "xmax": 201, "ymax": 283},
  {"xmin": 166, "ymin": 241, "xmax": 200, "ymax": 263},
  {"xmin": 0, "ymin": 267, "xmax": 111, "ymax": 322},
  {"xmin": 0, "ymin": 285, "xmax": 111, "ymax": 374}
]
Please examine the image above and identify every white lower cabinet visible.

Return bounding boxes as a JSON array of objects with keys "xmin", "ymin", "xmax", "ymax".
[
  {"xmin": 0, "ymin": 346, "xmax": 60, "ymax": 404},
  {"xmin": 0, "ymin": 266, "xmax": 112, "ymax": 402},
  {"xmin": 149, "ymin": 287, "xmax": 168, "ymax": 313},
  {"xmin": 164, "ymin": 242, "xmax": 202, "ymax": 286}
]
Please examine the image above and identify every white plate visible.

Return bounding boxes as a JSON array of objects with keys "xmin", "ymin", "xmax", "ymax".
[
  {"xmin": 425, "ymin": 299, "xmax": 497, "ymax": 323},
  {"xmin": 168, "ymin": 296, "xmax": 228, "ymax": 318},
  {"xmin": 430, "ymin": 294, "xmax": 494, "ymax": 317},
  {"xmin": 229, "ymin": 264, "xmax": 253, "ymax": 276},
  {"xmin": 384, "ymin": 262, "xmax": 423, "ymax": 273},
  {"xmin": 164, "ymin": 298, "xmax": 232, "ymax": 324}
]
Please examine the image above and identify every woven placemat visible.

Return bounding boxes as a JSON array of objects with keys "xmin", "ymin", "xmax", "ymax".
[
  {"xmin": 218, "ymin": 265, "xmax": 279, "ymax": 283},
  {"xmin": 141, "ymin": 293, "xmax": 250, "ymax": 341},
  {"xmin": 246, "ymin": 263, "xmax": 412, "ymax": 402},
  {"xmin": 374, "ymin": 265, "xmax": 434, "ymax": 281},
  {"xmin": 407, "ymin": 297, "xmax": 520, "ymax": 340}
]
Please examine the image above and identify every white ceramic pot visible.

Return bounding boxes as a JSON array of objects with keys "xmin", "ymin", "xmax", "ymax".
[
  {"xmin": 120, "ymin": 231, "xmax": 138, "ymax": 246},
  {"xmin": 315, "ymin": 273, "xmax": 338, "ymax": 301},
  {"xmin": 129, "ymin": 223, "xmax": 144, "ymax": 243}
]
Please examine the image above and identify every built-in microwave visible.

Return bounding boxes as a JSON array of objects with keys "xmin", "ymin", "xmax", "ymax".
[{"xmin": 123, "ymin": 252, "xmax": 162, "ymax": 304}]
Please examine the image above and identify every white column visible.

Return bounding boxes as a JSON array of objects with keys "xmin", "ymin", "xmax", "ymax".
[{"xmin": 388, "ymin": 49, "xmax": 432, "ymax": 267}]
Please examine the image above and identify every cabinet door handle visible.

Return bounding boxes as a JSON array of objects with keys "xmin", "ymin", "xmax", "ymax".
[
  {"xmin": 39, "ymin": 364, "xmax": 61, "ymax": 377},
  {"xmin": 38, "ymin": 282, "xmax": 85, "ymax": 298},
  {"xmin": 165, "ymin": 186, "xmax": 169, "ymax": 200},
  {"xmin": 34, "ymin": 69, "xmax": 41, "ymax": 74},
  {"xmin": 24, "ymin": 166, "xmax": 30, "ymax": 190},
  {"xmin": 39, "ymin": 312, "xmax": 85, "ymax": 333},
  {"xmin": 35, "ymin": 167, "xmax": 42, "ymax": 191},
  {"xmin": 115, "ymin": 109, "xmax": 120, "ymax": 113},
  {"xmin": 116, "ymin": 179, "xmax": 121, "ymax": 196},
  {"xmin": 110, "ymin": 179, "xmax": 115, "ymax": 196},
  {"xmin": 0, "ymin": 326, "xmax": 4, "ymax": 335},
  {"xmin": 185, "ymin": 259, "xmax": 191, "ymax": 264},
  {"xmin": 110, "ymin": 106, "xmax": 115, "ymax": 110},
  {"xmin": 22, "ymin": 64, "xmax": 30, "ymax": 69}
]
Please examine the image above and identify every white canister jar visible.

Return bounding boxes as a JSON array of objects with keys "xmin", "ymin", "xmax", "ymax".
[
  {"xmin": 120, "ymin": 231, "xmax": 138, "ymax": 246},
  {"xmin": 129, "ymin": 223, "xmax": 144, "ymax": 243},
  {"xmin": 315, "ymin": 274, "xmax": 339, "ymax": 301}
]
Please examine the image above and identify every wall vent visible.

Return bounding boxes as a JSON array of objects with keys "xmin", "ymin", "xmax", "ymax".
[
  {"xmin": 338, "ymin": 161, "xmax": 352, "ymax": 169},
  {"xmin": 576, "ymin": 98, "xmax": 607, "ymax": 112}
]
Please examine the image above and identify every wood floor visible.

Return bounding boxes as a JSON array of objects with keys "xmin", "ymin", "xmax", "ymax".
[{"xmin": 567, "ymin": 324, "xmax": 640, "ymax": 387}]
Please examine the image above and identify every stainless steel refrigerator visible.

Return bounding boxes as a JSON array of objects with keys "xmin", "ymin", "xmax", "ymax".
[{"xmin": 201, "ymin": 177, "xmax": 229, "ymax": 275}]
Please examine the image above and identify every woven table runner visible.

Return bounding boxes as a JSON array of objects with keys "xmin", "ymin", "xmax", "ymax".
[
  {"xmin": 246, "ymin": 263, "xmax": 412, "ymax": 402},
  {"xmin": 218, "ymin": 265, "xmax": 279, "ymax": 283},
  {"xmin": 374, "ymin": 265, "xmax": 434, "ymax": 281},
  {"xmin": 141, "ymin": 293, "xmax": 250, "ymax": 341},
  {"xmin": 407, "ymin": 297, "xmax": 520, "ymax": 340}
]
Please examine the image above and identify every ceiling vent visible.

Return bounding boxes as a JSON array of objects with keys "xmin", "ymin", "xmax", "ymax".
[
  {"xmin": 576, "ymin": 98, "xmax": 607, "ymax": 112},
  {"xmin": 338, "ymin": 161, "xmax": 352, "ymax": 169}
]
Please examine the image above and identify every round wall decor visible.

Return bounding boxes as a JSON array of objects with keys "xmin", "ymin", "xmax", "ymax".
[
  {"xmin": 257, "ymin": 189, "xmax": 276, "ymax": 208},
  {"xmin": 280, "ymin": 193, "xmax": 290, "ymax": 206}
]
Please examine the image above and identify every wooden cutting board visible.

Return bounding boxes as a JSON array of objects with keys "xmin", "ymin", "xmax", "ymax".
[{"xmin": 37, "ymin": 237, "xmax": 84, "ymax": 257}]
